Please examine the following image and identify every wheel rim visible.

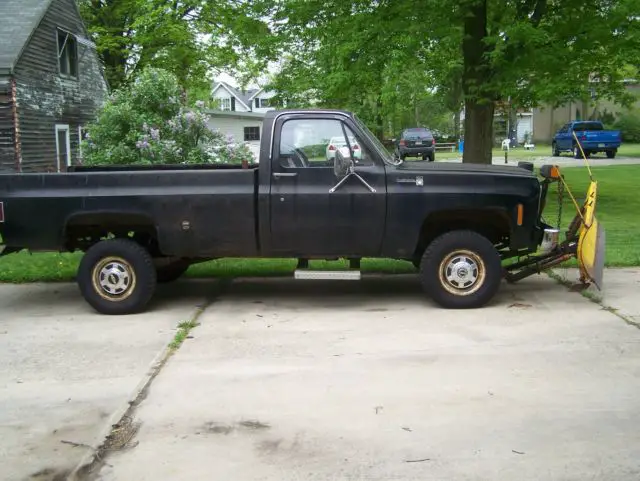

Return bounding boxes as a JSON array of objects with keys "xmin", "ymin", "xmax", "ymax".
[
  {"xmin": 438, "ymin": 250, "xmax": 485, "ymax": 296},
  {"xmin": 92, "ymin": 256, "xmax": 136, "ymax": 301}
]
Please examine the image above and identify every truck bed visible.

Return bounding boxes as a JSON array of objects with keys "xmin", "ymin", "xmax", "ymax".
[{"xmin": 0, "ymin": 168, "xmax": 259, "ymax": 257}]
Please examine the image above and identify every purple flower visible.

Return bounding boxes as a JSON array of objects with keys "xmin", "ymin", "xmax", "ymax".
[
  {"xmin": 195, "ymin": 100, "xmax": 205, "ymax": 108},
  {"xmin": 150, "ymin": 128, "xmax": 160, "ymax": 141}
]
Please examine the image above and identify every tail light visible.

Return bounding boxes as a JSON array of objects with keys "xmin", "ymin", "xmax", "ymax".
[
  {"xmin": 432, "ymin": 139, "xmax": 436, "ymax": 146},
  {"xmin": 0, "ymin": 202, "xmax": 4, "ymax": 223},
  {"xmin": 399, "ymin": 139, "xmax": 405, "ymax": 146},
  {"xmin": 328, "ymin": 145, "xmax": 336, "ymax": 151},
  {"xmin": 353, "ymin": 144, "xmax": 360, "ymax": 150},
  {"xmin": 580, "ymin": 135, "xmax": 586, "ymax": 141}
]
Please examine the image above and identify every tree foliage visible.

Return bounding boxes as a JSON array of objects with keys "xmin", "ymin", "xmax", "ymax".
[
  {"xmin": 251, "ymin": 0, "xmax": 640, "ymax": 163},
  {"xmin": 82, "ymin": 68, "xmax": 254, "ymax": 166},
  {"xmin": 77, "ymin": 0, "xmax": 272, "ymax": 94}
]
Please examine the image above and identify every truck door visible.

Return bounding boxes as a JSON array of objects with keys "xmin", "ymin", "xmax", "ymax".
[{"xmin": 268, "ymin": 114, "xmax": 386, "ymax": 257}]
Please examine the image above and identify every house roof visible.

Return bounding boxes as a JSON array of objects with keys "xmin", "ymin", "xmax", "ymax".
[
  {"xmin": 212, "ymin": 81, "xmax": 265, "ymax": 109},
  {"xmin": 0, "ymin": 0, "xmax": 53, "ymax": 75},
  {"xmin": 204, "ymin": 109, "xmax": 266, "ymax": 120}
]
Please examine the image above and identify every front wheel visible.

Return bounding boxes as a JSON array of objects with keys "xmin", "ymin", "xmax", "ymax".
[
  {"xmin": 552, "ymin": 142, "xmax": 560, "ymax": 156},
  {"xmin": 418, "ymin": 230, "xmax": 502, "ymax": 309},
  {"xmin": 77, "ymin": 239, "xmax": 157, "ymax": 315}
]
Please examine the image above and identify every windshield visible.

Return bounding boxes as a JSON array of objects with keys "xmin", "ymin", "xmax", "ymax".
[{"xmin": 353, "ymin": 115, "xmax": 394, "ymax": 165}]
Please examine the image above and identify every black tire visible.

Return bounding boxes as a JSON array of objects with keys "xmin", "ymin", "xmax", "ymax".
[
  {"xmin": 418, "ymin": 230, "xmax": 502, "ymax": 309},
  {"xmin": 606, "ymin": 150, "xmax": 616, "ymax": 159},
  {"xmin": 552, "ymin": 142, "xmax": 560, "ymax": 156},
  {"xmin": 573, "ymin": 145, "xmax": 582, "ymax": 159},
  {"xmin": 428, "ymin": 153, "xmax": 435, "ymax": 162},
  {"xmin": 156, "ymin": 261, "xmax": 190, "ymax": 283},
  {"xmin": 77, "ymin": 239, "xmax": 157, "ymax": 315}
]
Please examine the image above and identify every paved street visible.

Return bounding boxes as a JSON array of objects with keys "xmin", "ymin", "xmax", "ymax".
[
  {"xmin": 87, "ymin": 274, "xmax": 640, "ymax": 481},
  {"xmin": 0, "ymin": 281, "xmax": 211, "ymax": 481}
]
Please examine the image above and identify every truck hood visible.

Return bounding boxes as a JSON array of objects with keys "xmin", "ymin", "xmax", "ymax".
[{"xmin": 395, "ymin": 161, "xmax": 536, "ymax": 178}]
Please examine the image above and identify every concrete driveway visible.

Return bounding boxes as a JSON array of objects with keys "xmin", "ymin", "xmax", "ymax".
[
  {"xmin": 0, "ymin": 281, "xmax": 211, "ymax": 481},
  {"xmin": 89, "ymin": 274, "xmax": 640, "ymax": 481}
]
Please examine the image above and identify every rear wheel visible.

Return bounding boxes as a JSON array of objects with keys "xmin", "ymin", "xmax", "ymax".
[
  {"xmin": 552, "ymin": 142, "xmax": 560, "ymax": 156},
  {"xmin": 573, "ymin": 145, "xmax": 583, "ymax": 159},
  {"xmin": 606, "ymin": 150, "xmax": 616, "ymax": 159},
  {"xmin": 418, "ymin": 230, "xmax": 502, "ymax": 309},
  {"xmin": 77, "ymin": 239, "xmax": 157, "ymax": 315}
]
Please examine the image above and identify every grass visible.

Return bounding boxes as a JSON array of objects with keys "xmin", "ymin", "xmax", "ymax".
[
  {"xmin": 543, "ymin": 164, "xmax": 640, "ymax": 267},
  {"xmin": 0, "ymin": 164, "xmax": 638, "ymax": 283},
  {"xmin": 432, "ymin": 142, "xmax": 640, "ymax": 160},
  {"xmin": 169, "ymin": 319, "xmax": 200, "ymax": 350}
]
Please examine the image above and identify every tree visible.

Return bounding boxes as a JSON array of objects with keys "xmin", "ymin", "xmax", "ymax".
[
  {"xmin": 251, "ymin": 0, "xmax": 640, "ymax": 163},
  {"xmin": 77, "ymin": 0, "xmax": 271, "ymax": 94}
]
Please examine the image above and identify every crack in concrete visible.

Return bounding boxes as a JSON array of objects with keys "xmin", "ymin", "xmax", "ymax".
[{"xmin": 69, "ymin": 279, "xmax": 232, "ymax": 481}]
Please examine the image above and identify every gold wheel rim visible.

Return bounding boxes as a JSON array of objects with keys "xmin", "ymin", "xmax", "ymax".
[
  {"xmin": 91, "ymin": 256, "xmax": 137, "ymax": 302},
  {"xmin": 438, "ymin": 249, "xmax": 485, "ymax": 296}
]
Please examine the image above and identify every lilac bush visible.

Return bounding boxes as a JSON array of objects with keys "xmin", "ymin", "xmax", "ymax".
[{"xmin": 83, "ymin": 67, "xmax": 256, "ymax": 166}]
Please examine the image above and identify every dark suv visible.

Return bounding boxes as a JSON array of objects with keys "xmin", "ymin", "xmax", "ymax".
[{"xmin": 395, "ymin": 127, "xmax": 435, "ymax": 162}]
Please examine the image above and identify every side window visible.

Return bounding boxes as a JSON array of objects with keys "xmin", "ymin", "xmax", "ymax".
[
  {"xmin": 278, "ymin": 119, "xmax": 375, "ymax": 169},
  {"xmin": 278, "ymin": 119, "xmax": 345, "ymax": 169},
  {"xmin": 342, "ymin": 124, "xmax": 374, "ymax": 166}
]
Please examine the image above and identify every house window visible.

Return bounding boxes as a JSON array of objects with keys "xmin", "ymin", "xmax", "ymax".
[
  {"xmin": 244, "ymin": 126, "xmax": 260, "ymax": 141},
  {"xmin": 220, "ymin": 98, "xmax": 231, "ymax": 111},
  {"xmin": 255, "ymin": 98, "xmax": 271, "ymax": 109},
  {"xmin": 57, "ymin": 29, "xmax": 78, "ymax": 78}
]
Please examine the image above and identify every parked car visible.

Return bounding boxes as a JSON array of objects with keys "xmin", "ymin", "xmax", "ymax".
[
  {"xmin": 552, "ymin": 121, "xmax": 622, "ymax": 159},
  {"xmin": 395, "ymin": 127, "xmax": 436, "ymax": 162},
  {"xmin": 0, "ymin": 109, "xmax": 583, "ymax": 315},
  {"xmin": 326, "ymin": 136, "xmax": 362, "ymax": 161}
]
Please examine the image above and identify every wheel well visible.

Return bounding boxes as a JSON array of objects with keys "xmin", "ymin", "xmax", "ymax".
[
  {"xmin": 414, "ymin": 209, "xmax": 511, "ymax": 260},
  {"xmin": 64, "ymin": 212, "xmax": 159, "ymax": 254}
]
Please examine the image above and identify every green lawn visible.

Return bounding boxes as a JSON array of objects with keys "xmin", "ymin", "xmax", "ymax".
[
  {"xmin": 433, "ymin": 142, "xmax": 640, "ymax": 160},
  {"xmin": 0, "ymin": 164, "xmax": 638, "ymax": 283}
]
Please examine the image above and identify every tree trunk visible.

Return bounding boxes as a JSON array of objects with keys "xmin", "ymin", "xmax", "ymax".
[
  {"xmin": 462, "ymin": 99, "xmax": 495, "ymax": 164},
  {"xmin": 461, "ymin": 0, "xmax": 495, "ymax": 164}
]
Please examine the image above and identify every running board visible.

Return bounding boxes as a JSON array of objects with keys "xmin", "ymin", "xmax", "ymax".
[{"xmin": 294, "ymin": 270, "xmax": 361, "ymax": 280}]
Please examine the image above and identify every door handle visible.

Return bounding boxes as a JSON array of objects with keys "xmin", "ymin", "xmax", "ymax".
[{"xmin": 272, "ymin": 172, "xmax": 298, "ymax": 178}]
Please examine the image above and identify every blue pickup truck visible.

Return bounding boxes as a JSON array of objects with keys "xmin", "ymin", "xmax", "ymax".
[{"xmin": 552, "ymin": 120, "xmax": 622, "ymax": 159}]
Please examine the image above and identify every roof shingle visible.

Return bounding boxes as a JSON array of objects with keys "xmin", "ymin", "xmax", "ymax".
[{"xmin": 0, "ymin": 0, "xmax": 53, "ymax": 74}]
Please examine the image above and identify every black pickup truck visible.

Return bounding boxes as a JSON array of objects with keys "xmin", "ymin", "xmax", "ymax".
[{"xmin": 0, "ymin": 109, "xmax": 562, "ymax": 315}]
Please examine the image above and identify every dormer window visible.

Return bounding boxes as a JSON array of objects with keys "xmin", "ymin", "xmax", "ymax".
[
  {"xmin": 57, "ymin": 29, "xmax": 78, "ymax": 78},
  {"xmin": 255, "ymin": 98, "xmax": 271, "ymax": 108}
]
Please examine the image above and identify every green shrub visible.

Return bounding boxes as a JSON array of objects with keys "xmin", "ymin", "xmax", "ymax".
[
  {"xmin": 83, "ymin": 67, "xmax": 255, "ymax": 166},
  {"xmin": 614, "ymin": 110, "xmax": 640, "ymax": 143}
]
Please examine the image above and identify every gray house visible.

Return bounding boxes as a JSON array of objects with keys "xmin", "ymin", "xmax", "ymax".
[{"xmin": 0, "ymin": 0, "xmax": 108, "ymax": 172}]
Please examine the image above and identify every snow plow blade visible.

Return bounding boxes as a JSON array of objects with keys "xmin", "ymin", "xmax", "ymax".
[{"xmin": 576, "ymin": 180, "xmax": 605, "ymax": 289}]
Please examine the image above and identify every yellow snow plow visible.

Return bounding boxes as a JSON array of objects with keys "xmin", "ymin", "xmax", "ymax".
[{"xmin": 504, "ymin": 137, "xmax": 605, "ymax": 289}]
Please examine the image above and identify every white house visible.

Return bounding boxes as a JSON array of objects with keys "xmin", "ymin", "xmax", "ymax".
[
  {"xmin": 205, "ymin": 110, "xmax": 266, "ymax": 161},
  {"xmin": 211, "ymin": 81, "xmax": 277, "ymax": 114}
]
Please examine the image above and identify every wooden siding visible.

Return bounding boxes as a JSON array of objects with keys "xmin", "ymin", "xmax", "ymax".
[
  {"xmin": 0, "ymin": 77, "xmax": 16, "ymax": 171},
  {"xmin": 12, "ymin": 0, "xmax": 107, "ymax": 172}
]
